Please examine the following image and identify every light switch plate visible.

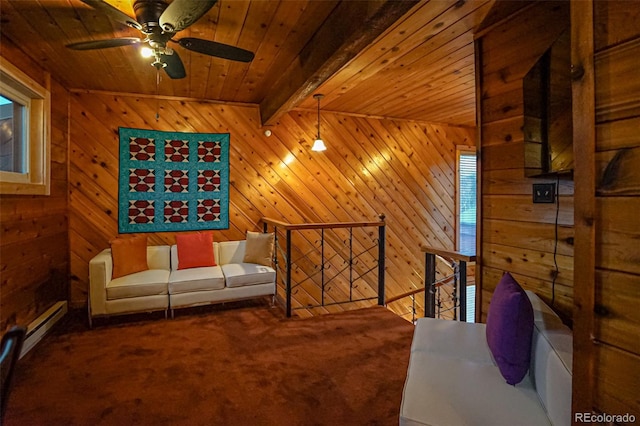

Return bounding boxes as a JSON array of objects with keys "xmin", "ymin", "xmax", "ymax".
[{"xmin": 533, "ymin": 183, "xmax": 556, "ymax": 203}]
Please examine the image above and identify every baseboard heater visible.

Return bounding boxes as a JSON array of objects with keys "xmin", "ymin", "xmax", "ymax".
[{"xmin": 20, "ymin": 301, "xmax": 68, "ymax": 358}]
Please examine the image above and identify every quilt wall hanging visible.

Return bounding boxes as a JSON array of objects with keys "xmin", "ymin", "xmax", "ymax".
[{"xmin": 118, "ymin": 127, "xmax": 229, "ymax": 233}]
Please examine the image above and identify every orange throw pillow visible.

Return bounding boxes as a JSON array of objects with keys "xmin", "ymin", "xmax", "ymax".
[
  {"xmin": 110, "ymin": 235, "xmax": 149, "ymax": 279},
  {"xmin": 176, "ymin": 232, "xmax": 216, "ymax": 270}
]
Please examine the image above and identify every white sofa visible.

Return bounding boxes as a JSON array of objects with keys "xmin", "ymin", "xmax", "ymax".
[
  {"xmin": 89, "ymin": 240, "xmax": 276, "ymax": 326},
  {"xmin": 399, "ymin": 291, "xmax": 572, "ymax": 426},
  {"xmin": 168, "ymin": 240, "xmax": 276, "ymax": 317}
]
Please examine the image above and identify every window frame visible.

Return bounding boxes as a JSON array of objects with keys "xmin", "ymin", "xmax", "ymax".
[
  {"xmin": 0, "ymin": 58, "xmax": 51, "ymax": 195},
  {"xmin": 455, "ymin": 145, "xmax": 477, "ymax": 251}
]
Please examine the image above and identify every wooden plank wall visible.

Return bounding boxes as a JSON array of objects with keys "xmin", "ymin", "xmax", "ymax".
[
  {"xmin": 478, "ymin": 1, "xmax": 574, "ymax": 322},
  {"xmin": 68, "ymin": 91, "xmax": 474, "ymax": 320},
  {"xmin": 0, "ymin": 40, "xmax": 69, "ymax": 331},
  {"xmin": 589, "ymin": 0, "xmax": 640, "ymax": 417}
]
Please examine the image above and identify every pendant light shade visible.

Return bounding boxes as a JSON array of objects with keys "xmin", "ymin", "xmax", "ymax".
[{"xmin": 312, "ymin": 94, "xmax": 327, "ymax": 152}]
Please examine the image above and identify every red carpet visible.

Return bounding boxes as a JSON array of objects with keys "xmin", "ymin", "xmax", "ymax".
[{"xmin": 4, "ymin": 302, "xmax": 415, "ymax": 425}]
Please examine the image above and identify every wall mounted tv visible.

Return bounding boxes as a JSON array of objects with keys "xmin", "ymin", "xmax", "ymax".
[{"xmin": 523, "ymin": 28, "xmax": 573, "ymax": 177}]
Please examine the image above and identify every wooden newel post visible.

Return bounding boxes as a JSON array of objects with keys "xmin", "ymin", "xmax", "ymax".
[
  {"xmin": 377, "ymin": 214, "xmax": 386, "ymax": 306},
  {"xmin": 425, "ymin": 252, "xmax": 436, "ymax": 318}
]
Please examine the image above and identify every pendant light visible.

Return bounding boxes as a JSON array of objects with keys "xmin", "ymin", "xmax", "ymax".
[{"xmin": 312, "ymin": 94, "xmax": 327, "ymax": 152}]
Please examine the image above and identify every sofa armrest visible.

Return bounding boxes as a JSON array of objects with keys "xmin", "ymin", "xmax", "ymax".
[{"xmin": 89, "ymin": 249, "xmax": 113, "ymax": 316}]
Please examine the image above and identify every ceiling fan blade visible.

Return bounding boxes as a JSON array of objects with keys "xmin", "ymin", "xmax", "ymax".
[
  {"xmin": 66, "ymin": 37, "xmax": 142, "ymax": 50},
  {"xmin": 177, "ymin": 38, "xmax": 255, "ymax": 63},
  {"xmin": 161, "ymin": 52, "xmax": 186, "ymax": 79},
  {"xmin": 80, "ymin": 0, "xmax": 141, "ymax": 30},
  {"xmin": 159, "ymin": 0, "xmax": 217, "ymax": 33}
]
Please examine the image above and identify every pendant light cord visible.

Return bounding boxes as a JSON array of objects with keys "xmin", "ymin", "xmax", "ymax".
[{"xmin": 317, "ymin": 96, "xmax": 321, "ymax": 139}]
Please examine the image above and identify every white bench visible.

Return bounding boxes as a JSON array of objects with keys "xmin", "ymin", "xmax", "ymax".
[{"xmin": 400, "ymin": 291, "xmax": 572, "ymax": 426}]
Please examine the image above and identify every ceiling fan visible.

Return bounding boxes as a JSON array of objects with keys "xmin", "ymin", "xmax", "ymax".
[{"xmin": 66, "ymin": 0, "xmax": 254, "ymax": 79}]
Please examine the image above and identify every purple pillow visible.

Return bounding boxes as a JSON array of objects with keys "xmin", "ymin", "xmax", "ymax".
[{"xmin": 486, "ymin": 272, "xmax": 534, "ymax": 385}]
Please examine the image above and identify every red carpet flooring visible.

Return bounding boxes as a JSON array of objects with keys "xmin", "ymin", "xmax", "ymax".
[{"xmin": 4, "ymin": 302, "xmax": 415, "ymax": 425}]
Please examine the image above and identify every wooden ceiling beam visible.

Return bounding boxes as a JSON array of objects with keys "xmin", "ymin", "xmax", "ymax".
[{"xmin": 259, "ymin": 0, "xmax": 419, "ymax": 126}]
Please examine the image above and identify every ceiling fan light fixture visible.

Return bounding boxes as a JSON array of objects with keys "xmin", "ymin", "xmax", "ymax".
[
  {"xmin": 312, "ymin": 93, "xmax": 326, "ymax": 152},
  {"xmin": 140, "ymin": 46, "xmax": 154, "ymax": 58}
]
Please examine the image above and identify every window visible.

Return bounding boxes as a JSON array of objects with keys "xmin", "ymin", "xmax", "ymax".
[
  {"xmin": 457, "ymin": 147, "xmax": 477, "ymax": 323},
  {"xmin": 457, "ymin": 148, "xmax": 476, "ymax": 253},
  {"xmin": 0, "ymin": 58, "xmax": 50, "ymax": 195}
]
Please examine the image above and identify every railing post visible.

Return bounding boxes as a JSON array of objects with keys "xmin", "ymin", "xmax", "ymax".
[
  {"xmin": 459, "ymin": 260, "xmax": 467, "ymax": 322},
  {"xmin": 321, "ymin": 229, "xmax": 325, "ymax": 306},
  {"xmin": 452, "ymin": 261, "xmax": 458, "ymax": 321},
  {"xmin": 377, "ymin": 214, "xmax": 386, "ymax": 306},
  {"xmin": 425, "ymin": 252, "xmax": 436, "ymax": 318},
  {"xmin": 286, "ymin": 229, "xmax": 292, "ymax": 318}
]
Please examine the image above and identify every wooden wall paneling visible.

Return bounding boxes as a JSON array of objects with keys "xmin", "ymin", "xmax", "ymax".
[
  {"xmin": 481, "ymin": 266, "xmax": 573, "ymax": 321},
  {"xmin": 374, "ymin": 120, "xmax": 457, "ymax": 232},
  {"xmin": 596, "ymin": 116, "xmax": 640, "ymax": 151},
  {"xmin": 282, "ymin": 112, "xmax": 426, "ymax": 309},
  {"xmin": 594, "ymin": 345, "xmax": 640, "ymax": 419},
  {"xmin": 594, "ymin": 0, "xmax": 640, "ymax": 52},
  {"xmin": 478, "ymin": 0, "xmax": 573, "ymax": 323},
  {"xmin": 482, "ymin": 241, "xmax": 573, "ymax": 287},
  {"xmin": 596, "ymin": 269, "xmax": 640, "ymax": 356},
  {"xmin": 0, "ymin": 39, "xmax": 69, "ymax": 330},
  {"xmin": 378, "ymin": 120, "xmax": 455, "ymax": 201},
  {"xmin": 482, "ymin": 218, "xmax": 573, "ymax": 257},
  {"xmin": 281, "ymin": 111, "xmax": 460, "ymax": 313},
  {"xmin": 480, "ymin": 1, "xmax": 568, "ymax": 75},
  {"xmin": 482, "ymin": 194, "xmax": 573, "ymax": 225},
  {"xmin": 594, "ymin": 38, "xmax": 640, "ymax": 123},
  {"xmin": 272, "ymin": 114, "xmax": 416, "ymax": 300},
  {"xmin": 480, "ymin": 116, "xmax": 523, "ymax": 147},
  {"xmin": 481, "ymin": 87, "xmax": 523, "ymax": 123},
  {"xmin": 591, "ymin": 0, "xmax": 640, "ymax": 417},
  {"xmin": 482, "ymin": 169, "xmax": 574, "ymax": 196},
  {"xmin": 337, "ymin": 116, "xmax": 453, "ymax": 248},
  {"xmin": 409, "ymin": 123, "xmax": 456, "ymax": 187},
  {"xmin": 596, "ymin": 147, "xmax": 640, "ymax": 196}
]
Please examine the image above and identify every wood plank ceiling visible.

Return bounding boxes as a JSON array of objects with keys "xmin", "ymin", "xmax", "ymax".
[{"xmin": 0, "ymin": 0, "xmax": 492, "ymax": 127}]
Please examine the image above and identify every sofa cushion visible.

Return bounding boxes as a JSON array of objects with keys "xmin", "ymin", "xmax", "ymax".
[
  {"xmin": 106, "ymin": 269, "xmax": 169, "ymax": 300},
  {"xmin": 168, "ymin": 266, "xmax": 225, "ymax": 294},
  {"xmin": 486, "ymin": 272, "xmax": 534, "ymax": 385},
  {"xmin": 243, "ymin": 231, "xmax": 274, "ymax": 266},
  {"xmin": 176, "ymin": 232, "xmax": 216, "ymax": 269},
  {"xmin": 400, "ymin": 351, "xmax": 550, "ymax": 426},
  {"xmin": 221, "ymin": 263, "xmax": 276, "ymax": 288},
  {"xmin": 110, "ymin": 235, "xmax": 149, "ymax": 279},
  {"xmin": 411, "ymin": 318, "xmax": 495, "ymax": 364}
]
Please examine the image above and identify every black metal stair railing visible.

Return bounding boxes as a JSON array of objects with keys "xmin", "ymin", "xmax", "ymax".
[
  {"xmin": 261, "ymin": 215, "xmax": 386, "ymax": 317},
  {"xmin": 385, "ymin": 246, "xmax": 476, "ymax": 323}
]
